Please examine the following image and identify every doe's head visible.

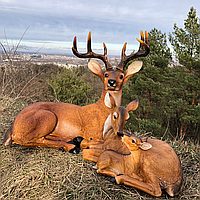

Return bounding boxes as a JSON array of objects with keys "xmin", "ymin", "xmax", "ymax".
[{"xmin": 104, "ymin": 92, "xmax": 139, "ymax": 137}]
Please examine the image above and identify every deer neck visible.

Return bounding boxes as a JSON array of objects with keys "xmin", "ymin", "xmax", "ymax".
[
  {"xmin": 99, "ymin": 89, "xmax": 122, "ymax": 107},
  {"xmin": 130, "ymin": 149, "xmax": 141, "ymax": 165}
]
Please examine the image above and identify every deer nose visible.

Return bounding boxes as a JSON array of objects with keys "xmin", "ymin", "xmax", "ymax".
[
  {"xmin": 108, "ymin": 79, "xmax": 116, "ymax": 87},
  {"xmin": 117, "ymin": 132, "xmax": 124, "ymax": 137}
]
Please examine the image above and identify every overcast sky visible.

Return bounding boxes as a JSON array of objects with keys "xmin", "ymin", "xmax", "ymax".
[{"xmin": 0, "ymin": 0, "xmax": 200, "ymax": 56}]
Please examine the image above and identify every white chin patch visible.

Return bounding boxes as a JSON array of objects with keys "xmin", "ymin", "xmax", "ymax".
[
  {"xmin": 103, "ymin": 114, "xmax": 112, "ymax": 140},
  {"xmin": 127, "ymin": 113, "xmax": 130, "ymax": 120},
  {"xmin": 104, "ymin": 92, "xmax": 112, "ymax": 108}
]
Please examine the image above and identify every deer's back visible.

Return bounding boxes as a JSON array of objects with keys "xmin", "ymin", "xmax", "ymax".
[{"xmin": 139, "ymin": 139, "xmax": 182, "ymax": 184}]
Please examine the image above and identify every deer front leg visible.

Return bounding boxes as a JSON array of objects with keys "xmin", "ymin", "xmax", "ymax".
[
  {"xmin": 45, "ymin": 135, "xmax": 72, "ymax": 143},
  {"xmin": 15, "ymin": 137, "xmax": 77, "ymax": 152},
  {"xmin": 82, "ymin": 148, "xmax": 103, "ymax": 162},
  {"xmin": 80, "ymin": 138, "xmax": 104, "ymax": 149},
  {"xmin": 97, "ymin": 169, "xmax": 119, "ymax": 178},
  {"xmin": 96, "ymin": 153, "xmax": 122, "ymax": 178},
  {"xmin": 41, "ymin": 137, "xmax": 77, "ymax": 152},
  {"xmin": 44, "ymin": 135, "xmax": 80, "ymax": 153},
  {"xmin": 128, "ymin": 173, "xmax": 144, "ymax": 182},
  {"xmin": 115, "ymin": 174, "xmax": 162, "ymax": 197}
]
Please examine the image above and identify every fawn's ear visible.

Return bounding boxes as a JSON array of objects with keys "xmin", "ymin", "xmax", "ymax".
[
  {"xmin": 88, "ymin": 59, "xmax": 104, "ymax": 82},
  {"xmin": 123, "ymin": 61, "xmax": 143, "ymax": 84},
  {"xmin": 140, "ymin": 142, "xmax": 152, "ymax": 150},
  {"xmin": 126, "ymin": 99, "xmax": 139, "ymax": 113},
  {"xmin": 104, "ymin": 92, "xmax": 116, "ymax": 109}
]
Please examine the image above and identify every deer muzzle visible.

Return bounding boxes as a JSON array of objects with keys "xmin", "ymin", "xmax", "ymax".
[
  {"xmin": 117, "ymin": 132, "xmax": 124, "ymax": 137},
  {"xmin": 108, "ymin": 79, "xmax": 117, "ymax": 88}
]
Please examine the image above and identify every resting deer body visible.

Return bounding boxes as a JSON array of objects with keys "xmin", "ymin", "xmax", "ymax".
[
  {"xmin": 3, "ymin": 31, "xmax": 149, "ymax": 153},
  {"xmin": 96, "ymin": 95, "xmax": 183, "ymax": 197}
]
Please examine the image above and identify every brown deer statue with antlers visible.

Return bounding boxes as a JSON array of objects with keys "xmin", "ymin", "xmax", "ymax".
[
  {"xmin": 3, "ymin": 31, "xmax": 149, "ymax": 153},
  {"xmin": 96, "ymin": 94, "xmax": 183, "ymax": 197}
]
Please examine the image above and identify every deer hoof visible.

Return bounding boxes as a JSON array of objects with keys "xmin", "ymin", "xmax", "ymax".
[
  {"xmin": 59, "ymin": 147, "xmax": 65, "ymax": 152},
  {"xmin": 73, "ymin": 137, "xmax": 83, "ymax": 148},
  {"xmin": 69, "ymin": 147, "xmax": 80, "ymax": 154},
  {"xmin": 110, "ymin": 177, "xmax": 116, "ymax": 184}
]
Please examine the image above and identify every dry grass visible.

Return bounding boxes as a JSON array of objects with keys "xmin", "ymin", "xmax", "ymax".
[{"xmin": 0, "ymin": 99, "xmax": 200, "ymax": 200}]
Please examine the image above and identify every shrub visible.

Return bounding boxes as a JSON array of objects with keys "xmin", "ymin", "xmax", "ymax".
[{"xmin": 48, "ymin": 67, "xmax": 95, "ymax": 106}]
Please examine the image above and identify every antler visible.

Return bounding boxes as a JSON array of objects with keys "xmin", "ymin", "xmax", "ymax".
[
  {"xmin": 116, "ymin": 30, "xmax": 150, "ymax": 72},
  {"xmin": 72, "ymin": 32, "xmax": 113, "ymax": 70}
]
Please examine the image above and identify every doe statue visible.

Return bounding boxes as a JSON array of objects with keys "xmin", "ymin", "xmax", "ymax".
[{"xmin": 82, "ymin": 92, "xmax": 138, "ymax": 162}]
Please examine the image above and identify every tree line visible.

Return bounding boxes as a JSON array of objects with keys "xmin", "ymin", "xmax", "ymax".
[{"xmin": 121, "ymin": 7, "xmax": 200, "ymax": 140}]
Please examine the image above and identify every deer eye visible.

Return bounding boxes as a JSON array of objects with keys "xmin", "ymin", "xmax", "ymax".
[
  {"xmin": 120, "ymin": 74, "xmax": 124, "ymax": 79},
  {"xmin": 113, "ymin": 112, "xmax": 118, "ymax": 119},
  {"xmin": 105, "ymin": 73, "xmax": 109, "ymax": 77},
  {"xmin": 132, "ymin": 139, "xmax": 136, "ymax": 143}
]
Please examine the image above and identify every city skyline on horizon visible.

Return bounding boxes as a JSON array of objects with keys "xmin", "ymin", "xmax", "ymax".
[{"xmin": 1, "ymin": 36, "xmax": 140, "ymax": 56}]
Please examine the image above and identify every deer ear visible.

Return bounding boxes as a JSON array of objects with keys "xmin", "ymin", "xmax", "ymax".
[
  {"xmin": 140, "ymin": 142, "xmax": 152, "ymax": 150},
  {"xmin": 104, "ymin": 92, "xmax": 116, "ymax": 109},
  {"xmin": 88, "ymin": 59, "xmax": 104, "ymax": 82},
  {"xmin": 126, "ymin": 99, "xmax": 139, "ymax": 113},
  {"xmin": 123, "ymin": 61, "xmax": 143, "ymax": 84}
]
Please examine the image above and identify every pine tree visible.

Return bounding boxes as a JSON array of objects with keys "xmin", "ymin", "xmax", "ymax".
[
  {"xmin": 148, "ymin": 28, "xmax": 172, "ymax": 68},
  {"xmin": 123, "ymin": 28, "xmax": 172, "ymax": 137},
  {"xmin": 169, "ymin": 7, "xmax": 200, "ymax": 73},
  {"xmin": 169, "ymin": 7, "xmax": 200, "ymax": 137}
]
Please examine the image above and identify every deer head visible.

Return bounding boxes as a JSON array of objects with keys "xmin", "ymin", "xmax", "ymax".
[
  {"xmin": 103, "ymin": 92, "xmax": 139, "ymax": 139},
  {"xmin": 72, "ymin": 31, "xmax": 149, "ymax": 105},
  {"xmin": 121, "ymin": 134, "xmax": 152, "ymax": 151}
]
